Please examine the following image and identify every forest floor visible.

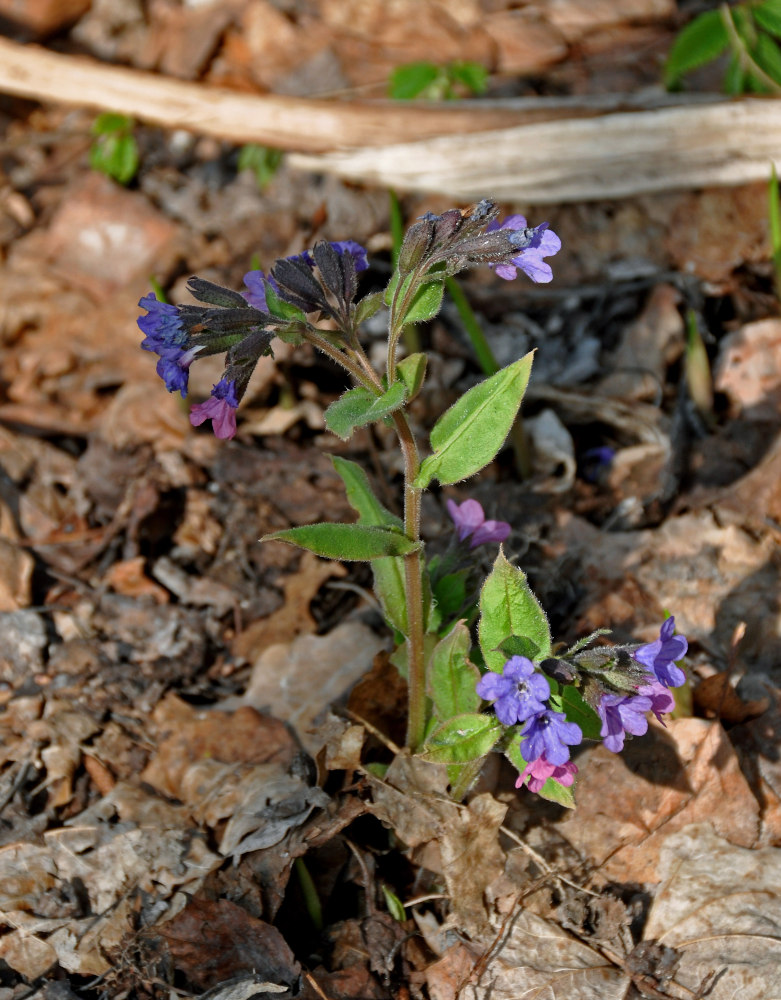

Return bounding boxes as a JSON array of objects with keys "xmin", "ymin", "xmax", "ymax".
[{"xmin": 0, "ymin": 1, "xmax": 780, "ymax": 998}]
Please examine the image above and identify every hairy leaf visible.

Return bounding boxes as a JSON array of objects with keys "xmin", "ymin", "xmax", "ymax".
[
  {"xmin": 263, "ymin": 522, "xmax": 418, "ymax": 560},
  {"xmin": 414, "ymin": 353, "xmax": 533, "ymax": 487}
]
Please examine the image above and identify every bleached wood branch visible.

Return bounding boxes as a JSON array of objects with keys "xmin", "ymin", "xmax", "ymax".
[
  {"xmin": 1, "ymin": 36, "xmax": 780, "ymax": 203},
  {"xmin": 289, "ymin": 100, "xmax": 781, "ymax": 203}
]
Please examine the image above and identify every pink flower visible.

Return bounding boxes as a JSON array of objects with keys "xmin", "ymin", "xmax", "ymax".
[
  {"xmin": 190, "ymin": 378, "xmax": 239, "ymax": 440},
  {"xmin": 516, "ymin": 755, "xmax": 578, "ymax": 793}
]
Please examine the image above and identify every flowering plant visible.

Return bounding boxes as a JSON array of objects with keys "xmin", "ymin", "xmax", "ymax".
[{"xmin": 138, "ymin": 200, "xmax": 686, "ymax": 805}]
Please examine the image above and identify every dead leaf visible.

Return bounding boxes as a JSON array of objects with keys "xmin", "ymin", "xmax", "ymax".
[
  {"xmin": 459, "ymin": 908, "xmax": 628, "ymax": 1000},
  {"xmin": 715, "ymin": 318, "xmax": 781, "ymax": 419},
  {"xmin": 241, "ymin": 621, "xmax": 386, "ymax": 754},
  {"xmin": 554, "ymin": 718, "xmax": 759, "ymax": 883},
  {"xmin": 0, "ymin": 538, "xmax": 34, "ymax": 610},
  {"xmin": 644, "ymin": 823, "xmax": 781, "ymax": 998},
  {"xmin": 694, "ymin": 672, "xmax": 770, "ymax": 723},
  {"xmin": 141, "ymin": 693, "xmax": 300, "ymax": 798},
  {"xmin": 232, "ymin": 551, "xmax": 347, "ymax": 661},
  {"xmin": 104, "ymin": 556, "xmax": 170, "ymax": 603},
  {"xmin": 159, "ymin": 897, "xmax": 300, "ymax": 992}
]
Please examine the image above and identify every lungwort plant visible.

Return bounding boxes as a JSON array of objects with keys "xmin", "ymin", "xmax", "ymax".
[{"xmin": 138, "ymin": 200, "xmax": 687, "ymax": 806}]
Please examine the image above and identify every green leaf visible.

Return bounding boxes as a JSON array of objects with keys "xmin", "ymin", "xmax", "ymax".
[
  {"xmin": 403, "ymin": 279, "xmax": 445, "ymax": 325},
  {"xmin": 381, "ymin": 884, "xmax": 406, "ymax": 922},
  {"xmin": 354, "ymin": 291, "xmax": 385, "ymax": 326},
  {"xmin": 397, "ymin": 352, "xmax": 427, "ymax": 400},
  {"xmin": 263, "ymin": 522, "xmax": 418, "ymax": 560},
  {"xmin": 332, "ymin": 456, "xmax": 408, "ymax": 634},
  {"xmin": 724, "ymin": 51, "xmax": 748, "ymax": 93},
  {"xmin": 324, "ymin": 381, "xmax": 407, "ymax": 440},
  {"xmin": 448, "ymin": 61, "xmax": 488, "ymax": 95},
  {"xmin": 478, "ymin": 550, "xmax": 551, "ymax": 672},
  {"xmin": 432, "ymin": 571, "xmax": 467, "ymax": 623},
  {"xmin": 89, "ymin": 133, "xmax": 139, "ymax": 185},
  {"xmin": 752, "ymin": 31, "xmax": 781, "ymax": 86},
  {"xmin": 331, "ymin": 457, "xmax": 401, "ymax": 529},
  {"xmin": 264, "ymin": 280, "xmax": 307, "ymax": 323},
  {"xmin": 428, "ymin": 621, "xmax": 481, "ymax": 721},
  {"xmin": 414, "ymin": 353, "xmax": 533, "ymax": 488},
  {"xmin": 504, "ymin": 739, "xmax": 575, "ymax": 808},
  {"xmin": 664, "ymin": 10, "xmax": 729, "ymax": 88},
  {"xmin": 389, "ymin": 61, "xmax": 441, "ymax": 100},
  {"xmin": 498, "ymin": 634, "xmax": 544, "ymax": 661},
  {"xmin": 237, "ymin": 143, "xmax": 283, "ymax": 190},
  {"xmin": 91, "ymin": 112, "xmax": 133, "ymax": 135},
  {"xmin": 558, "ymin": 685, "xmax": 601, "ymax": 741},
  {"xmin": 755, "ymin": 0, "xmax": 781, "ymax": 39},
  {"xmin": 419, "ymin": 713, "xmax": 502, "ymax": 764}
]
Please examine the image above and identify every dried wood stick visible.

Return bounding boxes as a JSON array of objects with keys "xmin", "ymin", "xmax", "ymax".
[
  {"xmin": 2, "ymin": 37, "xmax": 780, "ymax": 203},
  {"xmin": 289, "ymin": 99, "xmax": 781, "ymax": 203},
  {"xmin": 0, "ymin": 36, "xmax": 522, "ymax": 152}
]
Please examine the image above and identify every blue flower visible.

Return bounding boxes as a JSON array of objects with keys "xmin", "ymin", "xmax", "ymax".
[
  {"xmin": 487, "ymin": 215, "xmax": 561, "ymax": 284},
  {"xmin": 632, "ymin": 617, "xmax": 687, "ymax": 688},
  {"xmin": 137, "ymin": 293, "xmax": 187, "ymax": 353},
  {"xmin": 476, "ymin": 656, "xmax": 550, "ymax": 726},
  {"xmin": 291, "ymin": 240, "xmax": 370, "ymax": 273},
  {"xmin": 138, "ymin": 294, "xmax": 197, "ymax": 397},
  {"xmin": 190, "ymin": 378, "xmax": 239, "ymax": 440},
  {"xmin": 520, "ymin": 709, "xmax": 582, "ymax": 766}
]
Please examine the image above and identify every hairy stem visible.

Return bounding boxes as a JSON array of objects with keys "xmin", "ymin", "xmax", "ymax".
[{"xmin": 391, "ymin": 410, "xmax": 427, "ymax": 751}]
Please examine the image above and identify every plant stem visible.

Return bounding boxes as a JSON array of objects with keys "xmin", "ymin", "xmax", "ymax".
[
  {"xmin": 721, "ymin": 3, "xmax": 781, "ymax": 94},
  {"xmin": 305, "ymin": 330, "xmax": 380, "ymax": 393},
  {"xmin": 391, "ymin": 409, "xmax": 427, "ymax": 751}
]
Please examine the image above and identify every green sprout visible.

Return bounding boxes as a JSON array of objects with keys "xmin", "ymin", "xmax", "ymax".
[
  {"xmin": 238, "ymin": 144, "xmax": 283, "ymax": 190},
  {"xmin": 89, "ymin": 113, "xmax": 139, "ymax": 186},
  {"xmin": 388, "ymin": 61, "xmax": 488, "ymax": 101}
]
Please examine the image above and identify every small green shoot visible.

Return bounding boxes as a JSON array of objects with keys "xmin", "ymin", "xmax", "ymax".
[
  {"xmin": 685, "ymin": 309, "xmax": 715, "ymax": 426},
  {"xmin": 89, "ymin": 113, "xmax": 139, "ymax": 186},
  {"xmin": 665, "ymin": 1, "xmax": 781, "ymax": 93},
  {"xmin": 294, "ymin": 857, "xmax": 323, "ymax": 931},
  {"xmin": 388, "ymin": 61, "xmax": 488, "ymax": 101},
  {"xmin": 238, "ymin": 144, "xmax": 283, "ymax": 190},
  {"xmin": 381, "ymin": 884, "xmax": 407, "ymax": 922}
]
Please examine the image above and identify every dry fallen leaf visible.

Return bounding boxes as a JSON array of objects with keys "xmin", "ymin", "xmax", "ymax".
[
  {"xmin": 644, "ymin": 823, "xmax": 781, "ymax": 998},
  {"xmin": 554, "ymin": 718, "xmax": 759, "ymax": 884}
]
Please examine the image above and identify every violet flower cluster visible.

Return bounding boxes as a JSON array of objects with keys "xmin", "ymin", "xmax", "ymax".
[
  {"xmin": 477, "ymin": 617, "xmax": 688, "ymax": 795},
  {"xmin": 596, "ymin": 617, "xmax": 687, "ymax": 753},
  {"xmin": 137, "ymin": 202, "xmax": 559, "ymax": 441}
]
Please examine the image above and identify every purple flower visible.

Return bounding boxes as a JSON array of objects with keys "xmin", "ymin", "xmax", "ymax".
[
  {"xmin": 242, "ymin": 271, "xmax": 273, "ymax": 310},
  {"xmin": 487, "ymin": 215, "xmax": 561, "ymax": 284},
  {"xmin": 520, "ymin": 709, "xmax": 582, "ymax": 766},
  {"xmin": 190, "ymin": 378, "xmax": 239, "ymax": 440},
  {"xmin": 476, "ymin": 656, "xmax": 550, "ymax": 726},
  {"xmin": 598, "ymin": 690, "xmax": 653, "ymax": 753},
  {"xmin": 446, "ymin": 498, "xmax": 510, "ymax": 548},
  {"xmin": 516, "ymin": 755, "xmax": 578, "ymax": 793},
  {"xmin": 637, "ymin": 680, "xmax": 675, "ymax": 723},
  {"xmin": 632, "ymin": 617, "xmax": 687, "ymax": 689}
]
